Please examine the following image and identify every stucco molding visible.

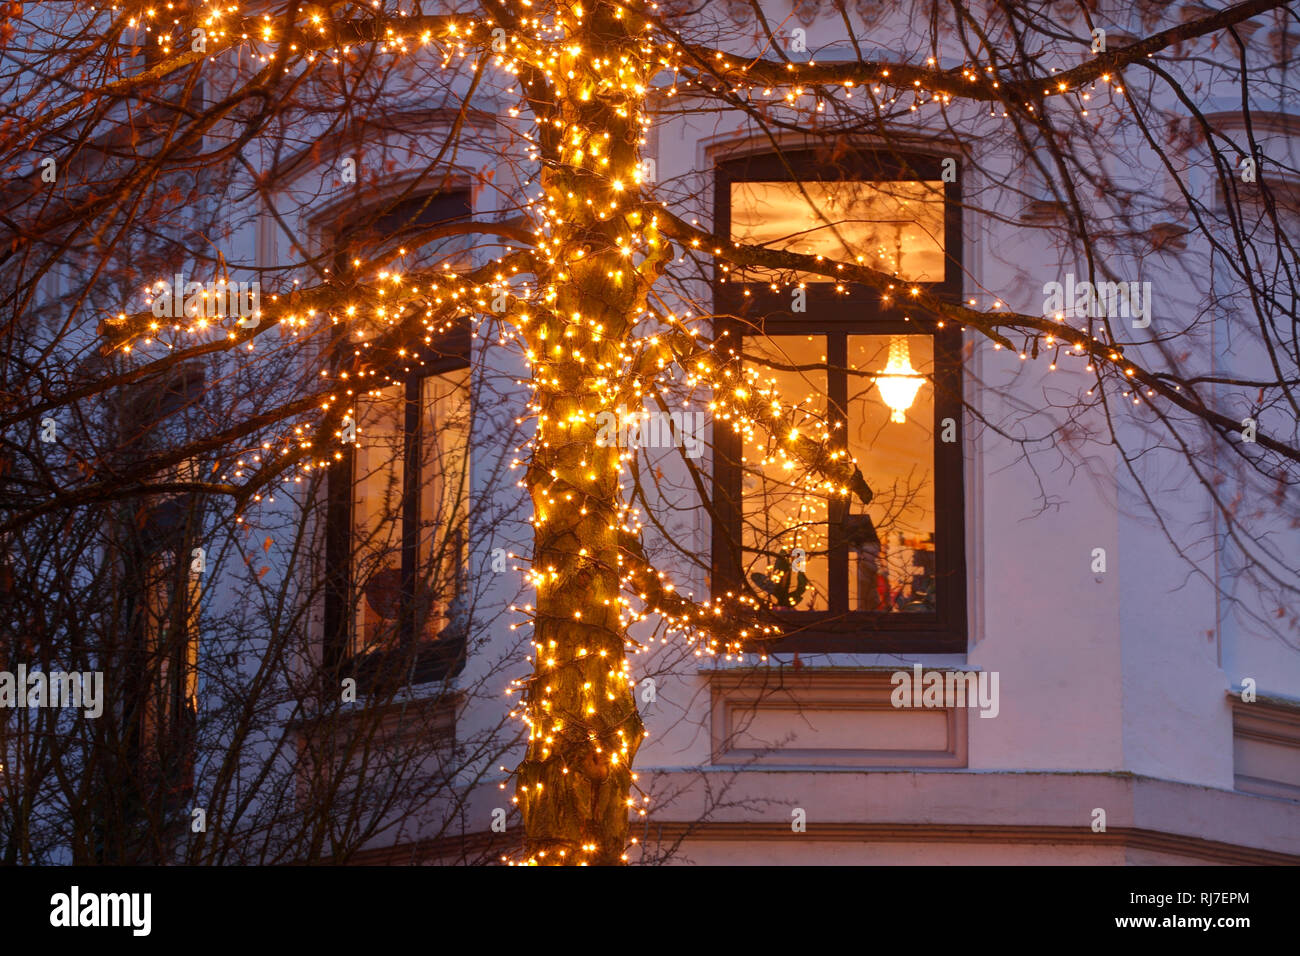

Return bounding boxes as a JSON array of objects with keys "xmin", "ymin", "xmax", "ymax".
[
  {"xmin": 342, "ymin": 817, "xmax": 1299, "ymax": 866},
  {"xmin": 708, "ymin": 668, "xmax": 970, "ymax": 767},
  {"xmin": 629, "ymin": 821, "xmax": 1300, "ymax": 865},
  {"xmin": 698, "ymin": 128, "xmax": 964, "ymax": 172},
  {"xmin": 1230, "ymin": 693, "xmax": 1300, "ymax": 800}
]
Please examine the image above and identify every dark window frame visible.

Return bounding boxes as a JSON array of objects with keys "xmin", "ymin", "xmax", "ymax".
[
  {"xmin": 323, "ymin": 189, "xmax": 474, "ymax": 689},
  {"xmin": 711, "ymin": 148, "xmax": 966, "ymax": 654}
]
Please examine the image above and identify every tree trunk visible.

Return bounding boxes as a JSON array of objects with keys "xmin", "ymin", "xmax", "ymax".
[{"xmin": 516, "ymin": 0, "xmax": 653, "ymax": 864}]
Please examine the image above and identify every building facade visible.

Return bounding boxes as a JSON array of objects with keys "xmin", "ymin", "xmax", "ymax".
[{"xmin": 197, "ymin": 0, "xmax": 1300, "ymax": 864}]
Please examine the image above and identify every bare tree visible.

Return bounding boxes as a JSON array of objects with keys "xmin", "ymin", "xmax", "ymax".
[{"xmin": 1, "ymin": 0, "xmax": 1296, "ymax": 864}]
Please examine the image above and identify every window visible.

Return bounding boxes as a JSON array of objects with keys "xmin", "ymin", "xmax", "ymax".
[
  {"xmin": 326, "ymin": 188, "xmax": 474, "ymax": 277},
  {"xmin": 712, "ymin": 150, "xmax": 965, "ymax": 653},
  {"xmin": 727, "ymin": 178, "xmax": 946, "ymax": 282},
  {"xmin": 324, "ymin": 189, "xmax": 474, "ymax": 686},
  {"xmin": 117, "ymin": 364, "xmax": 206, "ymax": 819}
]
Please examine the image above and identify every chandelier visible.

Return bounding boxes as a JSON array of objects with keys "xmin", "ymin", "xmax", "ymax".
[{"xmin": 874, "ymin": 335, "xmax": 926, "ymax": 424}]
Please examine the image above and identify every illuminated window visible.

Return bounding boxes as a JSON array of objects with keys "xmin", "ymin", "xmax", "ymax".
[
  {"xmin": 729, "ymin": 179, "xmax": 945, "ymax": 282},
  {"xmin": 713, "ymin": 150, "xmax": 965, "ymax": 652},
  {"xmin": 348, "ymin": 367, "xmax": 470, "ymax": 670},
  {"xmin": 324, "ymin": 190, "xmax": 474, "ymax": 685}
]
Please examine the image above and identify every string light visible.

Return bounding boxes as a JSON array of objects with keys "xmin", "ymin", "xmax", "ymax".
[{"xmin": 90, "ymin": 0, "xmax": 1215, "ymax": 865}]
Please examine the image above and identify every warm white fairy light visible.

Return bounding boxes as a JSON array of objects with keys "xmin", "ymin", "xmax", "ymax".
[{"xmin": 91, "ymin": 0, "xmax": 1221, "ymax": 866}]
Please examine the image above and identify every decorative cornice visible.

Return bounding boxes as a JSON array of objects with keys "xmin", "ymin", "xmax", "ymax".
[
  {"xmin": 793, "ymin": 0, "xmax": 821, "ymax": 29},
  {"xmin": 1199, "ymin": 109, "xmax": 1300, "ymax": 140},
  {"xmin": 854, "ymin": 0, "xmax": 888, "ymax": 30},
  {"xmin": 722, "ymin": 0, "xmax": 750, "ymax": 28},
  {"xmin": 632, "ymin": 821, "xmax": 1300, "ymax": 865},
  {"xmin": 339, "ymin": 820, "xmax": 1300, "ymax": 865},
  {"xmin": 261, "ymin": 107, "xmax": 501, "ymax": 190}
]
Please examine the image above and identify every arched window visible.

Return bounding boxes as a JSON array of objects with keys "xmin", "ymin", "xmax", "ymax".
[
  {"xmin": 324, "ymin": 188, "xmax": 474, "ymax": 687},
  {"xmin": 712, "ymin": 148, "xmax": 966, "ymax": 653}
]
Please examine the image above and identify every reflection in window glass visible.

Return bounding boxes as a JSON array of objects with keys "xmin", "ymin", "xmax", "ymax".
[
  {"xmin": 848, "ymin": 335, "xmax": 935, "ymax": 613},
  {"xmin": 419, "ymin": 369, "xmax": 471, "ymax": 644},
  {"xmin": 742, "ymin": 335, "xmax": 830, "ymax": 610},
  {"xmin": 740, "ymin": 333, "xmax": 937, "ymax": 614},
  {"xmin": 729, "ymin": 180, "xmax": 945, "ymax": 282},
  {"xmin": 333, "ymin": 191, "xmax": 473, "ymax": 341},
  {"xmin": 350, "ymin": 370, "xmax": 471, "ymax": 658},
  {"xmin": 353, "ymin": 383, "xmax": 405, "ymax": 656}
]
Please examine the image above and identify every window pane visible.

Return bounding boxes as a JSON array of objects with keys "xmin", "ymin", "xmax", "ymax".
[
  {"xmin": 847, "ymin": 334, "xmax": 935, "ymax": 613},
  {"xmin": 381, "ymin": 192, "xmax": 475, "ymax": 273},
  {"xmin": 729, "ymin": 180, "xmax": 945, "ymax": 282},
  {"xmin": 332, "ymin": 191, "xmax": 473, "ymax": 341},
  {"xmin": 419, "ymin": 370, "xmax": 471, "ymax": 643},
  {"xmin": 742, "ymin": 335, "xmax": 830, "ymax": 610},
  {"xmin": 352, "ymin": 383, "xmax": 405, "ymax": 656},
  {"xmin": 334, "ymin": 191, "xmax": 472, "ymax": 272}
]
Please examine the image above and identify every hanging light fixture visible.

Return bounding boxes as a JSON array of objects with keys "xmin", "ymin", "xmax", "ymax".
[{"xmin": 874, "ymin": 335, "xmax": 926, "ymax": 423}]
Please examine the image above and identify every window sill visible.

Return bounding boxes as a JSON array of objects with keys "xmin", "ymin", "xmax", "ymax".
[
  {"xmin": 699, "ymin": 653, "xmax": 972, "ymax": 673},
  {"xmin": 343, "ymin": 633, "xmax": 468, "ymax": 696},
  {"xmin": 736, "ymin": 611, "xmax": 965, "ymax": 655}
]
